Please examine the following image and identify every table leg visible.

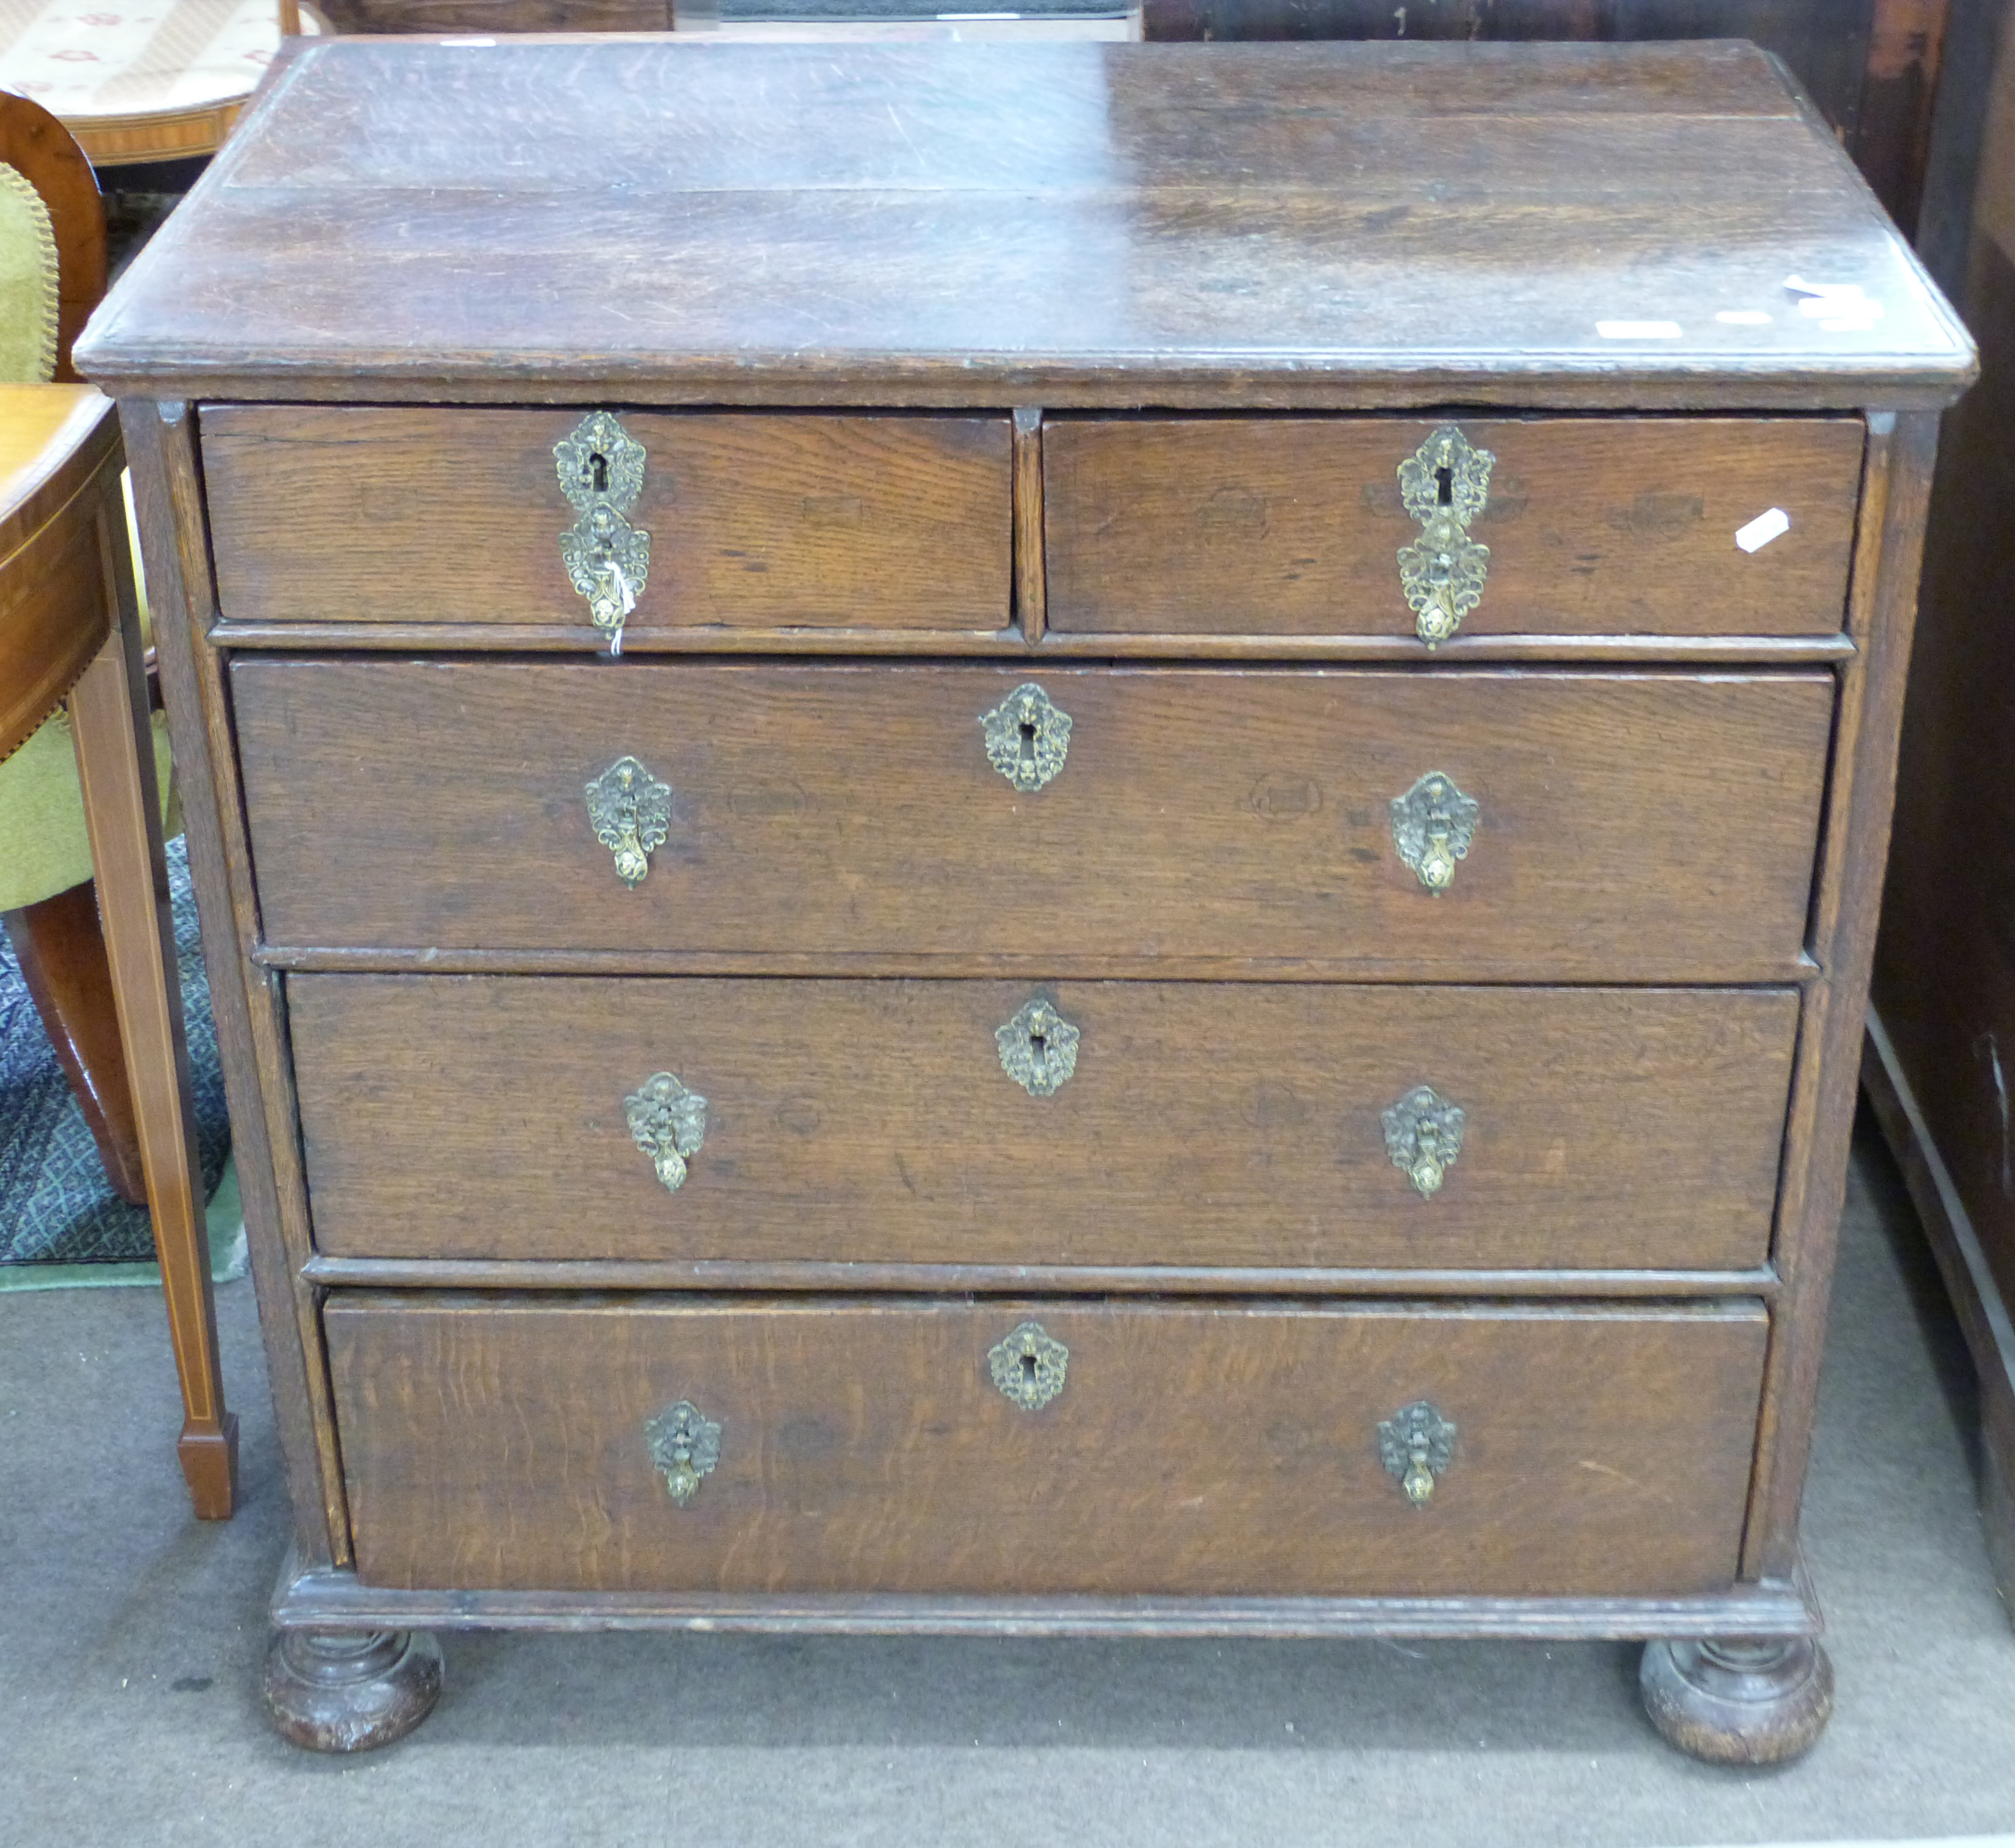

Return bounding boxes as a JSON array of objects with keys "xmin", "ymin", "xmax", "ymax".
[{"xmin": 65, "ymin": 480, "xmax": 236, "ymax": 1520}]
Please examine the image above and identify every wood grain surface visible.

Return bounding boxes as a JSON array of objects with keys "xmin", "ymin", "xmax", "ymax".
[
  {"xmin": 230, "ymin": 661, "xmax": 1835, "ymax": 981},
  {"xmin": 287, "ymin": 976, "xmax": 1799, "ymax": 1269},
  {"xmin": 72, "ymin": 41, "xmax": 1973, "ymax": 408},
  {"xmin": 324, "ymin": 1293, "xmax": 1769, "ymax": 1597},
  {"xmin": 202, "ymin": 406, "xmax": 1011, "ymax": 631},
  {"xmin": 1045, "ymin": 417, "xmax": 1863, "ymax": 636},
  {"xmin": 0, "ymin": 387, "xmax": 118, "ymax": 758}
]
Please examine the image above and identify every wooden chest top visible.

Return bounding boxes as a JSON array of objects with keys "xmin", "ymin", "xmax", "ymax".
[{"xmin": 74, "ymin": 37, "xmax": 1973, "ymax": 409}]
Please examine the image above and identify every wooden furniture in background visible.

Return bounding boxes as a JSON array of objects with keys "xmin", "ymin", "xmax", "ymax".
[
  {"xmin": 312, "ymin": 0, "xmax": 666, "ymax": 27},
  {"xmin": 0, "ymin": 0, "xmax": 310, "ymax": 168},
  {"xmin": 0, "ymin": 382, "xmax": 236, "ymax": 1518},
  {"xmin": 1864, "ymin": 0, "xmax": 2015, "ymax": 1619},
  {"xmin": 77, "ymin": 35, "xmax": 1970, "ymax": 1755}
]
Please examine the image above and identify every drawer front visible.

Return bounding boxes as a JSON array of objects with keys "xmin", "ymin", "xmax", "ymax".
[
  {"xmin": 201, "ymin": 406, "xmax": 1013, "ymax": 631},
  {"xmin": 326, "ymin": 1294, "xmax": 1768, "ymax": 1596},
  {"xmin": 234, "ymin": 661, "xmax": 1833, "ymax": 980},
  {"xmin": 292, "ymin": 976, "xmax": 1798, "ymax": 1270},
  {"xmin": 1044, "ymin": 417, "xmax": 1862, "ymax": 637}
]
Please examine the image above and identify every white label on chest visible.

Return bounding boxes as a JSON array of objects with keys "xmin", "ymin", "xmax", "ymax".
[{"xmin": 1735, "ymin": 507, "xmax": 1792, "ymax": 553}]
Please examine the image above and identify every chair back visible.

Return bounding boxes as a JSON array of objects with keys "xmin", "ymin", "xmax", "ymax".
[{"xmin": 0, "ymin": 92, "xmax": 106, "ymax": 384}]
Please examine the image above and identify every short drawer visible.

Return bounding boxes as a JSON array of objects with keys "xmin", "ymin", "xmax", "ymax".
[
  {"xmin": 291, "ymin": 976, "xmax": 1798, "ymax": 1271},
  {"xmin": 200, "ymin": 406, "xmax": 1012, "ymax": 631},
  {"xmin": 325, "ymin": 1293, "xmax": 1768, "ymax": 1596},
  {"xmin": 233, "ymin": 661, "xmax": 1833, "ymax": 981},
  {"xmin": 1044, "ymin": 417, "xmax": 1863, "ymax": 637}
]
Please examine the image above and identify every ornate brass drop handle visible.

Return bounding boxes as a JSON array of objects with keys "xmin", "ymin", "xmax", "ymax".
[
  {"xmin": 555, "ymin": 410, "xmax": 651, "ymax": 654},
  {"xmin": 1382, "ymin": 1086, "xmax": 1465, "ymax": 1198},
  {"xmin": 625, "ymin": 1071, "xmax": 706, "ymax": 1191},
  {"xmin": 645, "ymin": 1399, "xmax": 720, "ymax": 1505},
  {"xmin": 1378, "ymin": 1401, "xmax": 1456, "ymax": 1506},
  {"xmin": 586, "ymin": 755, "xmax": 671, "ymax": 888},
  {"xmin": 1390, "ymin": 771, "xmax": 1479, "ymax": 893},
  {"xmin": 1396, "ymin": 424, "xmax": 1494, "ymax": 647}
]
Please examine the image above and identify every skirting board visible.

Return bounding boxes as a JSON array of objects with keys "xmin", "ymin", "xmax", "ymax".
[{"xmin": 1862, "ymin": 1009, "xmax": 2015, "ymax": 1618}]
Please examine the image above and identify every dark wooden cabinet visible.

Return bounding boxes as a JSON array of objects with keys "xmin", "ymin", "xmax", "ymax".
[
  {"xmin": 1863, "ymin": 0, "xmax": 2015, "ymax": 1622},
  {"xmin": 77, "ymin": 34, "xmax": 1971, "ymax": 1760}
]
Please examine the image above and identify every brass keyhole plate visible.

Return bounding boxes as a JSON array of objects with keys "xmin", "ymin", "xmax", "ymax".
[
  {"xmin": 1396, "ymin": 425, "xmax": 1494, "ymax": 647},
  {"xmin": 989, "ymin": 1321, "xmax": 1068, "ymax": 1410},
  {"xmin": 980, "ymin": 683, "xmax": 1072, "ymax": 792},
  {"xmin": 997, "ymin": 997, "xmax": 1080, "ymax": 1097},
  {"xmin": 555, "ymin": 410, "xmax": 651, "ymax": 645}
]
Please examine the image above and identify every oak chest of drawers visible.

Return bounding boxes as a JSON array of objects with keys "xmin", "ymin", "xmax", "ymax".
[{"xmin": 76, "ymin": 34, "xmax": 1974, "ymax": 1759}]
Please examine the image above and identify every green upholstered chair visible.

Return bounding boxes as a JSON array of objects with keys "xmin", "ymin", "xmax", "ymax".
[{"xmin": 1, "ymin": 91, "xmax": 177, "ymax": 1203}]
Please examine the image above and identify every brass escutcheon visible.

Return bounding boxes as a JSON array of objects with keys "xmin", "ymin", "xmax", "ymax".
[
  {"xmin": 645, "ymin": 1399, "xmax": 721, "ymax": 1505},
  {"xmin": 585, "ymin": 755, "xmax": 672, "ymax": 887},
  {"xmin": 1390, "ymin": 771, "xmax": 1479, "ymax": 893},
  {"xmin": 555, "ymin": 410, "xmax": 651, "ymax": 652},
  {"xmin": 1396, "ymin": 425, "xmax": 1494, "ymax": 647},
  {"xmin": 980, "ymin": 683, "xmax": 1072, "ymax": 792},
  {"xmin": 989, "ymin": 1321, "xmax": 1068, "ymax": 1410},
  {"xmin": 625, "ymin": 1071, "xmax": 707, "ymax": 1192},
  {"xmin": 1378, "ymin": 1400, "xmax": 1456, "ymax": 1506},
  {"xmin": 997, "ymin": 997, "xmax": 1080, "ymax": 1097},
  {"xmin": 1382, "ymin": 1086, "xmax": 1467, "ymax": 1199}
]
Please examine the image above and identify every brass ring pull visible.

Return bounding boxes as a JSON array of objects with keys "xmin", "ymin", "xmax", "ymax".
[
  {"xmin": 1382, "ymin": 1086, "xmax": 1466, "ymax": 1199},
  {"xmin": 980, "ymin": 682, "xmax": 1072, "ymax": 791},
  {"xmin": 586, "ymin": 755, "xmax": 671, "ymax": 888},
  {"xmin": 625, "ymin": 1071, "xmax": 706, "ymax": 1191},
  {"xmin": 1378, "ymin": 1400, "xmax": 1456, "ymax": 1506},
  {"xmin": 989, "ymin": 1321, "xmax": 1068, "ymax": 1410},
  {"xmin": 1396, "ymin": 424, "xmax": 1493, "ymax": 647},
  {"xmin": 555, "ymin": 410, "xmax": 650, "ymax": 653},
  {"xmin": 646, "ymin": 1399, "xmax": 720, "ymax": 1505},
  {"xmin": 1390, "ymin": 771, "xmax": 1479, "ymax": 893}
]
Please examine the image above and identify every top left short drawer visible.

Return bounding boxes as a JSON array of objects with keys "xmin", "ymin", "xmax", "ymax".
[{"xmin": 199, "ymin": 407, "xmax": 1013, "ymax": 633}]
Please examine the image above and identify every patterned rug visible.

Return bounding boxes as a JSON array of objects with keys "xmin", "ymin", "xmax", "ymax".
[{"xmin": 0, "ymin": 838, "xmax": 240, "ymax": 1281}]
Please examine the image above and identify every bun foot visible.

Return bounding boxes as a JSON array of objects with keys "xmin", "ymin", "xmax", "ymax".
[
  {"xmin": 1640, "ymin": 1637, "xmax": 1832, "ymax": 1765},
  {"xmin": 262, "ymin": 1629, "xmax": 443, "ymax": 1752}
]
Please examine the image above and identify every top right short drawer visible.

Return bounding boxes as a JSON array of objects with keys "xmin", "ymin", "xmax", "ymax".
[{"xmin": 1042, "ymin": 417, "xmax": 1863, "ymax": 640}]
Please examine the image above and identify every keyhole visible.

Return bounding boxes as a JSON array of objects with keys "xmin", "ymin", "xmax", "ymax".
[
  {"xmin": 590, "ymin": 451, "xmax": 609, "ymax": 494},
  {"xmin": 1021, "ymin": 1352, "xmax": 1039, "ymax": 1386},
  {"xmin": 1435, "ymin": 464, "xmax": 1453, "ymax": 507},
  {"xmin": 1028, "ymin": 1029, "xmax": 1047, "ymax": 1079},
  {"xmin": 1019, "ymin": 718, "xmax": 1039, "ymax": 770}
]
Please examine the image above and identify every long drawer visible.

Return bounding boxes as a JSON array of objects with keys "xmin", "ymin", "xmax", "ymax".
[
  {"xmin": 201, "ymin": 406, "xmax": 1014, "ymax": 632},
  {"xmin": 290, "ymin": 976, "xmax": 1798, "ymax": 1270},
  {"xmin": 1044, "ymin": 416, "xmax": 1863, "ymax": 637},
  {"xmin": 326, "ymin": 1293, "xmax": 1768, "ymax": 1597},
  {"xmin": 233, "ymin": 661, "xmax": 1833, "ymax": 980}
]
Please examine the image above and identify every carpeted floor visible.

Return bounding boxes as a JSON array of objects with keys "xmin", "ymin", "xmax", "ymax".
[
  {"xmin": 0, "ymin": 838, "xmax": 238, "ymax": 1279},
  {"xmin": 0, "ymin": 1113, "xmax": 2011, "ymax": 1846}
]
